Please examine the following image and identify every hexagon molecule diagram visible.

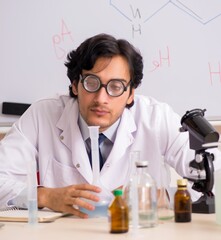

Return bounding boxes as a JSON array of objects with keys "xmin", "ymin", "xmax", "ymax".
[
  {"xmin": 110, "ymin": 0, "xmax": 221, "ymax": 24},
  {"xmin": 110, "ymin": 0, "xmax": 170, "ymax": 23},
  {"xmin": 172, "ymin": 0, "xmax": 221, "ymax": 24}
]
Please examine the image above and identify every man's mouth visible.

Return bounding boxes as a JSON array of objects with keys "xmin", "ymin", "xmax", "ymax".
[{"xmin": 90, "ymin": 107, "xmax": 109, "ymax": 116}]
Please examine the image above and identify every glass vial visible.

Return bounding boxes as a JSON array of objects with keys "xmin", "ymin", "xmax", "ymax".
[
  {"xmin": 157, "ymin": 187, "xmax": 174, "ymax": 221},
  {"xmin": 157, "ymin": 157, "xmax": 174, "ymax": 221},
  {"xmin": 174, "ymin": 179, "xmax": 191, "ymax": 222},
  {"xmin": 126, "ymin": 160, "xmax": 158, "ymax": 228},
  {"xmin": 108, "ymin": 189, "xmax": 129, "ymax": 233}
]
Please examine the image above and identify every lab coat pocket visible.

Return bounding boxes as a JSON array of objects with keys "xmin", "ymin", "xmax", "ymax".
[{"xmin": 42, "ymin": 157, "xmax": 87, "ymax": 187}]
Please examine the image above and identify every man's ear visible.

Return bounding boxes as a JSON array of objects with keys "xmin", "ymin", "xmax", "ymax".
[
  {"xmin": 71, "ymin": 82, "xmax": 78, "ymax": 95},
  {"xmin": 127, "ymin": 88, "xmax": 135, "ymax": 105}
]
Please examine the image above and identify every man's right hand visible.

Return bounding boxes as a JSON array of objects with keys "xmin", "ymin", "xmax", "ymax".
[{"xmin": 37, "ymin": 184, "xmax": 101, "ymax": 218}]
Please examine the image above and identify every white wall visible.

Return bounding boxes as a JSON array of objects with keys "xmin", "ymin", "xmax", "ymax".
[{"xmin": 1, "ymin": 0, "xmax": 221, "ymax": 123}]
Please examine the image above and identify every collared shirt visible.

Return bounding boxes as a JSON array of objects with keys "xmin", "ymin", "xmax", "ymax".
[{"xmin": 78, "ymin": 114, "xmax": 120, "ymax": 164}]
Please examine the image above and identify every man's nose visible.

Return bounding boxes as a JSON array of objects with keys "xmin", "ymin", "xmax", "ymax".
[{"xmin": 94, "ymin": 86, "xmax": 109, "ymax": 101}]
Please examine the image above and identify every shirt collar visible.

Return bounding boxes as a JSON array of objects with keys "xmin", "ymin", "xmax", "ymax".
[{"xmin": 78, "ymin": 114, "xmax": 120, "ymax": 143}]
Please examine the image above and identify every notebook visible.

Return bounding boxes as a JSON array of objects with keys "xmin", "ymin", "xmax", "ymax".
[{"xmin": 0, "ymin": 208, "xmax": 68, "ymax": 223}]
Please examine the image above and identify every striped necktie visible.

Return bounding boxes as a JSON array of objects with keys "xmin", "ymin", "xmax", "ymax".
[{"xmin": 98, "ymin": 133, "xmax": 106, "ymax": 170}]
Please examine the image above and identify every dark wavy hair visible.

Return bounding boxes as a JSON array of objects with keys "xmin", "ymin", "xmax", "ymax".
[{"xmin": 65, "ymin": 33, "xmax": 143, "ymax": 108}]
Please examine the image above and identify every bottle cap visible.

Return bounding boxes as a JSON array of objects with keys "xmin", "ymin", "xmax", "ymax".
[
  {"xmin": 113, "ymin": 189, "xmax": 123, "ymax": 196},
  {"xmin": 135, "ymin": 161, "xmax": 148, "ymax": 167},
  {"xmin": 177, "ymin": 178, "xmax": 187, "ymax": 186}
]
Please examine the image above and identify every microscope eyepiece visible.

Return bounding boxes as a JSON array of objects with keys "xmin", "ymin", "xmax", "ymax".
[{"xmin": 180, "ymin": 108, "xmax": 219, "ymax": 151}]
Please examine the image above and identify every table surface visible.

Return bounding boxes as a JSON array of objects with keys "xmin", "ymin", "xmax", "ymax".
[{"xmin": 1, "ymin": 213, "xmax": 221, "ymax": 240}]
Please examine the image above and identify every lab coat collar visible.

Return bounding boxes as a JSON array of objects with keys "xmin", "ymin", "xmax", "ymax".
[
  {"xmin": 105, "ymin": 108, "xmax": 136, "ymax": 166},
  {"xmin": 56, "ymin": 99, "xmax": 93, "ymax": 182},
  {"xmin": 56, "ymin": 98, "xmax": 79, "ymax": 150}
]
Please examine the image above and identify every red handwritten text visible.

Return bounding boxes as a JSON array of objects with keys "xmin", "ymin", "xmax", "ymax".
[
  {"xmin": 52, "ymin": 19, "xmax": 74, "ymax": 60},
  {"xmin": 208, "ymin": 62, "xmax": 221, "ymax": 85},
  {"xmin": 148, "ymin": 46, "xmax": 171, "ymax": 72}
]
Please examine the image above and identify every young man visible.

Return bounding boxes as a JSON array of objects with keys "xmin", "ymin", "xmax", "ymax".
[{"xmin": 0, "ymin": 34, "xmax": 219, "ymax": 218}]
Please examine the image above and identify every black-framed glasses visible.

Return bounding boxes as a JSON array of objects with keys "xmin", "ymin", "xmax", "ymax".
[{"xmin": 80, "ymin": 74, "xmax": 131, "ymax": 97}]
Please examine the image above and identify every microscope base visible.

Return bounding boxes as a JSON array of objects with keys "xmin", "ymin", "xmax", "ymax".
[{"xmin": 192, "ymin": 194, "xmax": 215, "ymax": 213}]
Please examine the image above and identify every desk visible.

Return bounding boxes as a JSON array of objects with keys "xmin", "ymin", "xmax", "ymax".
[
  {"xmin": 0, "ymin": 123, "xmax": 11, "ymax": 140},
  {"xmin": 1, "ymin": 214, "xmax": 221, "ymax": 240}
]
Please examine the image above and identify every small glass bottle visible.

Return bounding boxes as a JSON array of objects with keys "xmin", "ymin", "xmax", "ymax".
[
  {"xmin": 125, "ymin": 160, "xmax": 158, "ymax": 228},
  {"xmin": 108, "ymin": 189, "xmax": 129, "ymax": 233},
  {"xmin": 174, "ymin": 179, "xmax": 191, "ymax": 222},
  {"xmin": 157, "ymin": 187, "xmax": 174, "ymax": 221}
]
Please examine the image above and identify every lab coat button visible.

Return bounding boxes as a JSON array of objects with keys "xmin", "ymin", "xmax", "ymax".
[
  {"xmin": 76, "ymin": 163, "xmax": 80, "ymax": 168},
  {"xmin": 60, "ymin": 135, "xmax": 64, "ymax": 140},
  {"xmin": 106, "ymin": 163, "xmax": 110, "ymax": 167}
]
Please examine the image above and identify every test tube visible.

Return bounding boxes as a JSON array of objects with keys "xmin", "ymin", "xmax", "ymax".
[
  {"xmin": 27, "ymin": 159, "xmax": 38, "ymax": 225},
  {"xmin": 130, "ymin": 151, "xmax": 139, "ymax": 230},
  {"xmin": 88, "ymin": 126, "xmax": 100, "ymax": 185}
]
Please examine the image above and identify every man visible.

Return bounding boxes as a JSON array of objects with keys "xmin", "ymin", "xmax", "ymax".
[{"xmin": 0, "ymin": 34, "xmax": 219, "ymax": 218}]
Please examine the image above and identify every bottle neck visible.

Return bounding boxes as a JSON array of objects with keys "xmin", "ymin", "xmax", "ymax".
[
  {"xmin": 177, "ymin": 185, "xmax": 187, "ymax": 190},
  {"xmin": 136, "ymin": 166, "xmax": 148, "ymax": 175}
]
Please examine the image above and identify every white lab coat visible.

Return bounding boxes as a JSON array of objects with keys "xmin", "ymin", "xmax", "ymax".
[{"xmin": 0, "ymin": 94, "xmax": 219, "ymax": 208}]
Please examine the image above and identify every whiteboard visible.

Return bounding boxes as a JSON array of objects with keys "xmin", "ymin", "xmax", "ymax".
[{"xmin": 1, "ymin": 0, "xmax": 221, "ymax": 123}]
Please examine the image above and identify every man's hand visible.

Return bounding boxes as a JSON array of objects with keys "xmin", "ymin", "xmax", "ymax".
[{"xmin": 37, "ymin": 184, "xmax": 101, "ymax": 218}]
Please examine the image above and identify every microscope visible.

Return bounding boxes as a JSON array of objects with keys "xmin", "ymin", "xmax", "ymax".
[{"xmin": 180, "ymin": 109, "xmax": 220, "ymax": 213}]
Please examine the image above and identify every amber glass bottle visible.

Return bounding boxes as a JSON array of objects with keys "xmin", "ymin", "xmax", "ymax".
[
  {"xmin": 174, "ymin": 179, "xmax": 191, "ymax": 222},
  {"xmin": 108, "ymin": 189, "xmax": 129, "ymax": 233}
]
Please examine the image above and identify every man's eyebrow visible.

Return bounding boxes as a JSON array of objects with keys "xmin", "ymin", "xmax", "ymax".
[
  {"xmin": 81, "ymin": 73, "xmax": 98, "ymax": 77},
  {"xmin": 111, "ymin": 78, "xmax": 127, "ymax": 82}
]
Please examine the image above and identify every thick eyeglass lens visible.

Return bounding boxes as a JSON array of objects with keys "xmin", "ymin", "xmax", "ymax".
[
  {"xmin": 107, "ymin": 80, "xmax": 125, "ymax": 96},
  {"xmin": 83, "ymin": 76, "xmax": 100, "ymax": 92}
]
